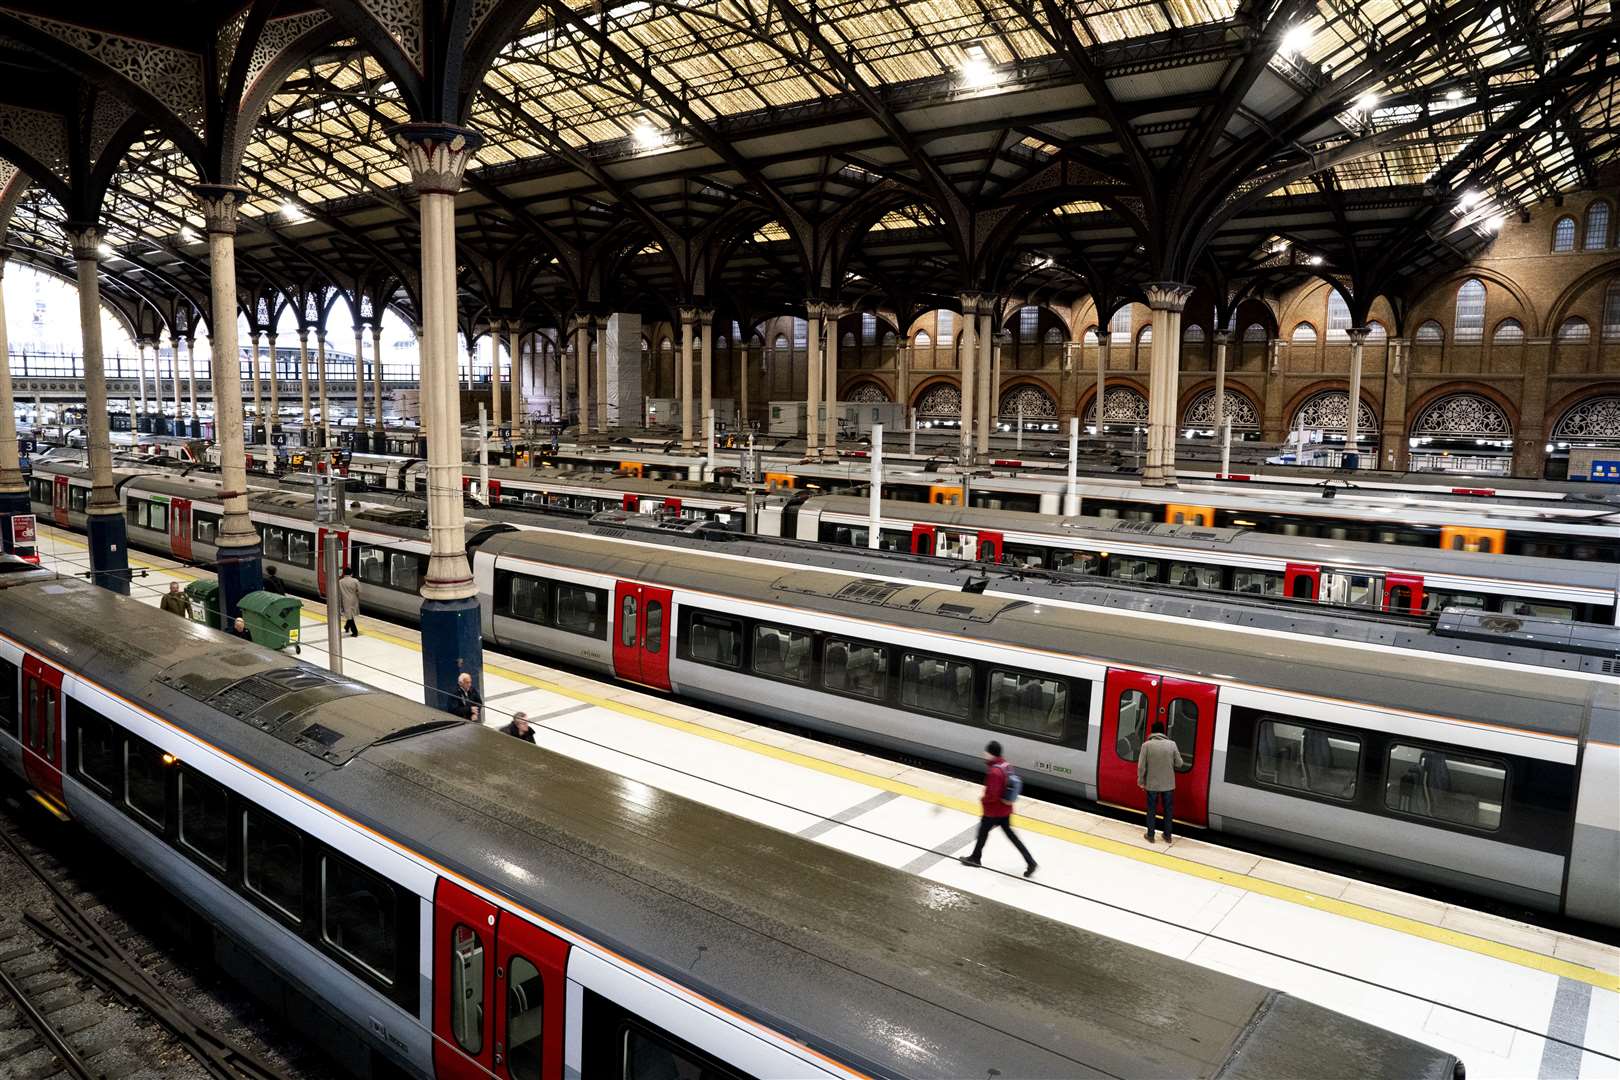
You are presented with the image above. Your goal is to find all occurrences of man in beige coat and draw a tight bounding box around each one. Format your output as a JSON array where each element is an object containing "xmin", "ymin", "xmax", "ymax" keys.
[
  {"xmin": 1137, "ymin": 721, "xmax": 1184, "ymax": 844},
  {"xmin": 337, "ymin": 567, "xmax": 361, "ymax": 637}
]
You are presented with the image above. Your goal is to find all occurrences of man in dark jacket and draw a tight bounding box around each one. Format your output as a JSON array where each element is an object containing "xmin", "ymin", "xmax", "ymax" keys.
[
  {"xmin": 228, "ymin": 615, "xmax": 254, "ymax": 641},
  {"xmin": 450, "ymin": 671, "xmax": 482, "ymax": 722},
  {"xmin": 261, "ymin": 565, "xmax": 287, "ymax": 594},
  {"xmin": 159, "ymin": 581, "xmax": 189, "ymax": 617},
  {"xmin": 959, "ymin": 740, "xmax": 1037, "ymax": 877},
  {"xmin": 500, "ymin": 712, "xmax": 536, "ymax": 743},
  {"xmin": 1138, "ymin": 721, "xmax": 1185, "ymax": 844}
]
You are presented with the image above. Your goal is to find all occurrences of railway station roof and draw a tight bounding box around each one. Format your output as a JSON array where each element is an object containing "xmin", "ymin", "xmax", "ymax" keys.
[{"xmin": 0, "ymin": 0, "xmax": 1614, "ymax": 332}]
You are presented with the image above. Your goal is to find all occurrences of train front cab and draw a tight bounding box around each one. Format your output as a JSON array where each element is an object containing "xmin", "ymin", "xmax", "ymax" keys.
[{"xmin": 1096, "ymin": 669, "xmax": 1217, "ymax": 827}]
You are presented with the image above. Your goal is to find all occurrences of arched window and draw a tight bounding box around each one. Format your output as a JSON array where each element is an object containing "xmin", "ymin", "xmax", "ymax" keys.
[
  {"xmin": 914, "ymin": 330, "xmax": 932, "ymax": 348},
  {"xmin": 791, "ymin": 317, "xmax": 808, "ymax": 348},
  {"xmin": 1415, "ymin": 320, "xmax": 1444, "ymax": 343},
  {"xmin": 881, "ymin": 330, "xmax": 896, "ymax": 347},
  {"xmin": 1558, "ymin": 317, "xmax": 1591, "ymax": 343},
  {"xmin": 1453, "ymin": 279, "xmax": 1486, "ymax": 342},
  {"xmin": 861, "ymin": 312, "xmax": 877, "ymax": 345},
  {"xmin": 1043, "ymin": 326, "xmax": 1064, "ymax": 345},
  {"xmin": 1242, "ymin": 323, "xmax": 1266, "ymax": 342},
  {"xmin": 1291, "ymin": 322, "xmax": 1317, "ymax": 344},
  {"xmin": 1137, "ymin": 325, "xmax": 1153, "ymax": 347},
  {"xmin": 1018, "ymin": 305, "xmax": 1039, "ymax": 342},
  {"xmin": 1110, "ymin": 305, "xmax": 1133, "ymax": 342},
  {"xmin": 1604, "ymin": 280, "xmax": 1620, "ymax": 342},
  {"xmin": 1585, "ymin": 203, "xmax": 1610, "ymax": 250},
  {"xmin": 1183, "ymin": 323, "xmax": 1206, "ymax": 343},
  {"xmin": 658, "ymin": 337, "xmax": 673, "ymax": 353},
  {"xmin": 640, "ymin": 337, "xmax": 650, "ymax": 352},
  {"xmin": 1492, "ymin": 319, "xmax": 1524, "ymax": 344},
  {"xmin": 1553, "ymin": 216, "xmax": 1577, "ymax": 252},
  {"xmin": 1326, "ymin": 292, "xmax": 1351, "ymax": 340},
  {"xmin": 772, "ymin": 334, "xmax": 787, "ymax": 351},
  {"xmin": 840, "ymin": 331, "xmax": 856, "ymax": 348},
  {"xmin": 1365, "ymin": 321, "xmax": 1387, "ymax": 341},
  {"xmin": 716, "ymin": 335, "xmax": 729, "ymax": 350},
  {"xmin": 936, "ymin": 310, "xmax": 955, "ymax": 346}
]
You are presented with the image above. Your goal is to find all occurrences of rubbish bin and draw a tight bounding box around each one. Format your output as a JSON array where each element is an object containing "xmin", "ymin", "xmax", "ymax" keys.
[
  {"xmin": 238, "ymin": 590, "xmax": 302, "ymax": 653},
  {"xmin": 184, "ymin": 579, "xmax": 221, "ymax": 629}
]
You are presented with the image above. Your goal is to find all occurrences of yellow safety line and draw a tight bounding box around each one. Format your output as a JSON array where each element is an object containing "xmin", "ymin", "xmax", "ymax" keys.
[{"xmin": 36, "ymin": 529, "xmax": 1620, "ymax": 992}]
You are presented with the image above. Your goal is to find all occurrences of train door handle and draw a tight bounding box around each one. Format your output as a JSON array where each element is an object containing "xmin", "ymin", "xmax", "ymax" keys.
[{"xmin": 494, "ymin": 1042, "xmax": 504, "ymax": 1066}]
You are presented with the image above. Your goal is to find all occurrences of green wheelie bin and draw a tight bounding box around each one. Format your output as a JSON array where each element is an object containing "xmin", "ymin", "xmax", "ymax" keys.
[
  {"xmin": 183, "ymin": 579, "xmax": 222, "ymax": 629},
  {"xmin": 238, "ymin": 590, "xmax": 303, "ymax": 653}
]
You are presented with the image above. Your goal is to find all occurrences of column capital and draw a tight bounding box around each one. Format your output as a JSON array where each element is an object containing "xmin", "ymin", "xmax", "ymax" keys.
[
  {"xmin": 805, "ymin": 299, "xmax": 827, "ymax": 319},
  {"xmin": 697, "ymin": 308, "xmax": 715, "ymax": 326},
  {"xmin": 1143, "ymin": 282, "xmax": 1195, "ymax": 312},
  {"xmin": 194, "ymin": 184, "xmax": 250, "ymax": 235},
  {"xmin": 1345, "ymin": 326, "xmax": 1370, "ymax": 344},
  {"xmin": 135, "ymin": 335, "xmax": 159, "ymax": 350},
  {"xmin": 1091, "ymin": 324, "xmax": 1109, "ymax": 344},
  {"xmin": 1212, "ymin": 330, "xmax": 1233, "ymax": 345},
  {"xmin": 65, "ymin": 222, "xmax": 102, "ymax": 262},
  {"xmin": 389, "ymin": 123, "xmax": 483, "ymax": 196},
  {"xmin": 297, "ymin": 325, "xmax": 310, "ymax": 342},
  {"xmin": 678, "ymin": 306, "xmax": 699, "ymax": 325},
  {"xmin": 958, "ymin": 292, "xmax": 981, "ymax": 315}
]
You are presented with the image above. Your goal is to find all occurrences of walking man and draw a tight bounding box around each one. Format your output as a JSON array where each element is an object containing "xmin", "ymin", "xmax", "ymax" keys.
[
  {"xmin": 159, "ymin": 581, "xmax": 189, "ymax": 617},
  {"xmin": 960, "ymin": 741, "xmax": 1037, "ymax": 878},
  {"xmin": 1138, "ymin": 721, "xmax": 1184, "ymax": 844},
  {"xmin": 500, "ymin": 712, "xmax": 536, "ymax": 743},
  {"xmin": 337, "ymin": 567, "xmax": 361, "ymax": 637},
  {"xmin": 261, "ymin": 565, "xmax": 287, "ymax": 594}
]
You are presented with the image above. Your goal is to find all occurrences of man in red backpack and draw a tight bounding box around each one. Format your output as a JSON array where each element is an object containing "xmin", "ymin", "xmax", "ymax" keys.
[{"xmin": 959, "ymin": 740, "xmax": 1037, "ymax": 878}]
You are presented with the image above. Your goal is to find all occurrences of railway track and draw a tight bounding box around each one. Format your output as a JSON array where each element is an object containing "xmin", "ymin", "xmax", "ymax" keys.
[{"xmin": 0, "ymin": 792, "xmax": 335, "ymax": 1080}]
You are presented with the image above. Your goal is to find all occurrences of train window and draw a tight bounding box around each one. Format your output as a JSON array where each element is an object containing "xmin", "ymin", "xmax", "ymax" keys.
[
  {"xmin": 620, "ymin": 593, "xmax": 638, "ymax": 647},
  {"xmin": 621, "ymin": 1022, "xmax": 748, "ymax": 1080},
  {"xmin": 823, "ymin": 639, "xmax": 888, "ymax": 700},
  {"xmin": 262, "ymin": 526, "xmax": 287, "ymax": 562},
  {"xmin": 1115, "ymin": 689, "xmax": 1149, "ymax": 761},
  {"xmin": 752, "ymin": 625, "xmax": 813, "ymax": 684},
  {"xmin": 193, "ymin": 512, "xmax": 220, "ymax": 545},
  {"xmin": 242, "ymin": 806, "xmax": 304, "ymax": 924},
  {"xmin": 1254, "ymin": 719, "xmax": 1360, "ymax": 800},
  {"xmin": 389, "ymin": 552, "xmax": 423, "ymax": 592},
  {"xmin": 71, "ymin": 701, "xmax": 118, "ymax": 794},
  {"xmin": 555, "ymin": 584, "xmax": 606, "ymax": 638},
  {"xmin": 1000, "ymin": 543, "xmax": 1047, "ymax": 569},
  {"xmin": 178, "ymin": 767, "xmax": 230, "ymax": 872},
  {"xmin": 1165, "ymin": 699, "xmax": 1198, "ymax": 772},
  {"xmin": 1167, "ymin": 563, "xmax": 1222, "ymax": 590},
  {"xmin": 1321, "ymin": 572, "xmax": 1378, "ymax": 607},
  {"xmin": 448, "ymin": 925, "xmax": 485, "ymax": 1054},
  {"xmin": 1107, "ymin": 556, "xmax": 1158, "ymax": 582},
  {"xmin": 1501, "ymin": 599, "xmax": 1575, "ymax": 621},
  {"xmin": 0, "ymin": 658, "xmax": 16, "ymax": 738},
  {"xmin": 1384, "ymin": 744, "xmax": 1506, "ymax": 831},
  {"xmin": 504, "ymin": 574, "xmax": 551, "ymax": 624},
  {"xmin": 1050, "ymin": 550, "xmax": 1101, "ymax": 574},
  {"xmin": 986, "ymin": 671, "xmax": 1066, "ymax": 740},
  {"xmin": 321, "ymin": 851, "xmax": 397, "ymax": 984},
  {"xmin": 1423, "ymin": 590, "xmax": 1487, "ymax": 613},
  {"xmin": 69, "ymin": 486, "xmax": 89, "ymax": 513},
  {"xmin": 124, "ymin": 738, "xmax": 169, "ymax": 829},
  {"xmin": 686, "ymin": 612, "xmax": 741, "ymax": 668},
  {"xmin": 354, "ymin": 545, "xmax": 388, "ymax": 586},
  {"xmin": 900, "ymin": 652, "xmax": 972, "ymax": 719},
  {"xmin": 1231, "ymin": 570, "xmax": 1282, "ymax": 597},
  {"xmin": 286, "ymin": 531, "xmax": 314, "ymax": 569},
  {"xmin": 506, "ymin": 955, "xmax": 544, "ymax": 1080},
  {"xmin": 643, "ymin": 600, "xmax": 663, "ymax": 653}
]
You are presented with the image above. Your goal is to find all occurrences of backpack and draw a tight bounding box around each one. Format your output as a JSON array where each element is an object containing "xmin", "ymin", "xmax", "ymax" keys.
[{"xmin": 1001, "ymin": 765, "xmax": 1023, "ymax": 803}]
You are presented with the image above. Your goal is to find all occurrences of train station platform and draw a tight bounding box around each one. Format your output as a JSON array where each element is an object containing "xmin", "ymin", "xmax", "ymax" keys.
[{"xmin": 29, "ymin": 522, "xmax": 1620, "ymax": 1080}]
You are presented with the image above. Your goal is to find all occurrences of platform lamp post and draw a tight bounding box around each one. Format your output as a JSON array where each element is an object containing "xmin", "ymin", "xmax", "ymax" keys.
[{"xmin": 315, "ymin": 449, "xmax": 345, "ymax": 675}]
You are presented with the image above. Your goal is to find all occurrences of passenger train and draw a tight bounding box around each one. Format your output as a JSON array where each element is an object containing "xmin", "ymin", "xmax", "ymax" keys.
[
  {"xmin": 2, "ymin": 562, "xmax": 1472, "ymax": 1079},
  {"xmin": 23, "ymin": 465, "xmax": 1620, "ymax": 927}
]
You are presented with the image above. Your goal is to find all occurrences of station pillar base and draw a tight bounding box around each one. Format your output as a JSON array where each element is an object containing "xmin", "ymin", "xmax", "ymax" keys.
[
  {"xmin": 216, "ymin": 540, "xmax": 264, "ymax": 626},
  {"xmin": 86, "ymin": 511, "xmax": 132, "ymax": 595},
  {"xmin": 421, "ymin": 595, "xmax": 484, "ymax": 716}
]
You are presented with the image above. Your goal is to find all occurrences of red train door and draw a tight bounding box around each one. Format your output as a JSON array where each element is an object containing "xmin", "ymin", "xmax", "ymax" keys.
[
  {"xmin": 315, "ymin": 527, "xmax": 349, "ymax": 595},
  {"xmin": 1284, "ymin": 562, "xmax": 1320, "ymax": 600},
  {"xmin": 488, "ymin": 480, "xmax": 503, "ymax": 504},
  {"xmin": 910, "ymin": 523, "xmax": 936, "ymax": 556},
  {"xmin": 51, "ymin": 474, "xmax": 69, "ymax": 526},
  {"xmin": 170, "ymin": 498, "xmax": 193, "ymax": 560},
  {"xmin": 1383, "ymin": 573, "xmax": 1424, "ymax": 615},
  {"xmin": 976, "ymin": 530, "xmax": 1004, "ymax": 563},
  {"xmin": 1096, "ymin": 669, "xmax": 1218, "ymax": 828},
  {"xmin": 663, "ymin": 497, "xmax": 682, "ymax": 517},
  {"xmin": 21, "ymin": 656, "xmax": 64, "ymax": 805},
  {"xmin": 611, "ymin": 582, "xmax": 673, "ymax": 691},
  {"xmin": 493, "ymin": 906, "xmax": 570, "ymax": 1080},
  {"xmin": 621, "ymin": 493, "xmax": 639, "ymax": 513}
]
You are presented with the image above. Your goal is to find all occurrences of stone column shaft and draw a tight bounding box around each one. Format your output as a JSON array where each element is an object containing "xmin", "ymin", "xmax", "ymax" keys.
[
  {"xmin": 372, "ymin": 324, "xmax": 385, "ymax": 436},
  {"xmin": 977, "ymin": 310, "xmax": 993, "ymax": 455},
  {"xmin": 509, "ymin": 325, "xmax": 522, "ymax": 433},
  {"xmin": 806, "ymin": 303, "xmax": 822, "ymax": 452},
  {"xmin": 594, "ymin": 316, "xmax": 609, "ymax": 431},
  {"xmin": 576, "ymin": 318, "xmax": 591, "ymax": 434},
  {"xmin": 186, "ymin": 337, "xmax": 197, "ymax": 420},
  {"xmin": 1345, "ymin": 326, "xmax": 1368, "ymax": 459},
  {"xmin": 170, "ymin": 335, "xmax": 182, "ymax": 426},
  {"xmin": 488, "ymin": 328, "xmax": 503, "ymax": 430},
  {"xmin": 69, "ymin": 226, "xmax": 129, "ymax": 592},
  {"xmin": 679, "ymin": 308, "xmax": 697, "ymax": 448},
  {"xmin": 738, "ymin": 338, "xmax": 749, "ymax": 426},
  {"xmin": 317, "ymin": 331, "xmax": 330, "ymax": 444},
  {"xmin": 822, "ymin": 308, "xmax": 838, "ymax": 452},
  {"xmin": 267, "ymin": 334, "xmax": 280, "ymax": 433},
  {"xmin": 298, "ymin": 328, "xmax": 312, "ymax": 430},
  {"xmin": 1212, "ymin": 331, "xmax": 1231, "ymax": 434},
  {"xmin": 1093, "ymin": 328, "xmax": 1108, "ymax": 434},
  {"xmin": 249, "ymin": 334, "xmax": 262, "ymax": 440},
  {"xmin": 0, "ymin": 253, "xmax": 28, "ymax": 553},
  {"xmin": 958, "ymin": 297, "xmax": 977, "ymax": 459},
  {"xmin": 1144, "ymin": 283, "xmax": 1194, "ymax": 486},
  {"xmin": 699, "ymin": 310, "xmax": 714, "ymax": 442},
  {"xmin": 135, "ymin": 341, "xmax": 148, "ymax": 419}
]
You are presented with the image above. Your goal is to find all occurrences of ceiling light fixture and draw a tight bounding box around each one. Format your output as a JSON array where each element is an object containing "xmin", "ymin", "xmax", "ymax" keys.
[
  {"xmin": 1308, "ymin": 254, "xmax": 1323, "ymax": 265},
  {"xmin": 1353, "ymin": 92, "xmax": 1378, "ymax": 115},
  {"xmin": 632, "ymin": 114, "xmax": 665, "ymax": 151},
  {"xmin": 1445, "ymin": 88, "xmax": 1464, "ymax": 102},
  {"xmin": 1456, "ymin": 188, "xmax": 1482, "ymax": 210},
  {"xmin": 959, "ymin": 41, "xmax": 999, "ymax": 90},
  {"xmin": 1279, "ymin": 24, "xmax": 1312, "ymax": 56}
]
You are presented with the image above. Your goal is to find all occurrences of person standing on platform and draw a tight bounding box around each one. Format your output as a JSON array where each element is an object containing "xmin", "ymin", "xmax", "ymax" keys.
[
  {"xmin": 1138, "ymin": 721, "xmax": 1184, "ymax": 844},
  {"xmin": 500, "ymin": 712, "xmax": 536, "ymax": 743},
  {"xmin": 229, "ymin": 615, "xmax": 254, "ymax": 641},
  {"xmin": 261, "ymin": 565, "xmax": 287, "ymax": 594},
  {"xmin": 451, "ymin": 671, "xmax": 482, "ymax": 722},
  {"xmin": 159, "ymin": 581, "xmax": 189, "ymax": 617},
  {"xmin": 337, "ymin": 566, "xmax": 361, "ymax": 637},
  {"xmin": 960, "ymin": 740, "xmax": 1037, "ymax": 878}
]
